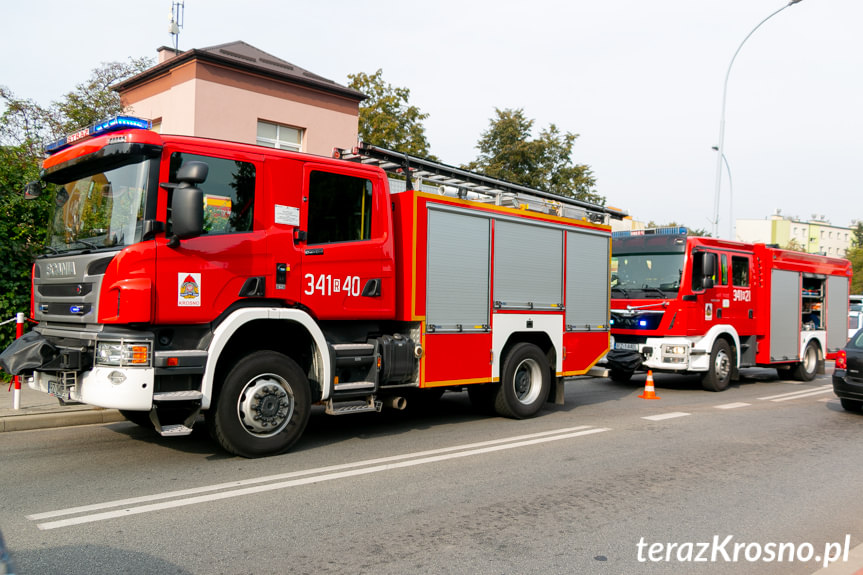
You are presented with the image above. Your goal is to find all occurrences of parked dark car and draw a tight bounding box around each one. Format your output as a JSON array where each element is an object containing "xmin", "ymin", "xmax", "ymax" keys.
[{"xmin": 833, "ymin": 328, "xmax": 863, "ymax": 412}]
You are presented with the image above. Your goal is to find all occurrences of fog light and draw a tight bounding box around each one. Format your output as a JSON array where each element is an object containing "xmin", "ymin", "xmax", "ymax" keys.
[{"xmin": 107, "ymin": 371, "xmax": 126, "ymax": 385}]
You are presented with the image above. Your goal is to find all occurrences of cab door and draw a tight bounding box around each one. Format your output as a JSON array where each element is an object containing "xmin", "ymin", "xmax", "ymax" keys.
[
  {"xmin": 297, "ymin": 163, "xmax": 395, "ymax": 320},
  {"xmin": 726, "ymin": 253, "xmax": 756, "ymax": 335},
  {"xmin": 154, "ymin": 147, "xmax": 267, "ymax": 324}
]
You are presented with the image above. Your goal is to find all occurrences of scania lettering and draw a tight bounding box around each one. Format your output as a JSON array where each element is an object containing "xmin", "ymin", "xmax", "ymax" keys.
[
  {"xmin": 605, "ymin": 228, "xmax": 851, "ymax": 391},
  {"xmin": 0, "ymin": 117, "xmax": 623, "ymax": 457}
]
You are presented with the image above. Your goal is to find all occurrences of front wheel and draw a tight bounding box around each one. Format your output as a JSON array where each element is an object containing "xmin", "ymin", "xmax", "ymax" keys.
[
  {"xmin": 609, "ymin": 369, "xmax": 633, "ymax": 383},
  {"xmin": 701, "ymin": 339, "xmax": 733, "ymax": 392},
  {"xmin": 207, "ymin": 351, "xmax": 311, "ymax": 458},
  {"xmin": 494, "ymin": 343, "xmax": 551, "ymax": 419},
  {"xmin": 791, "ymin": 341, "xmax": 819, "ymax": 382}
]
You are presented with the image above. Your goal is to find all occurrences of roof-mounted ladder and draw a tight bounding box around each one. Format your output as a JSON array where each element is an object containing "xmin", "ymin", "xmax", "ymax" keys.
[{"xmin": 334, "ymin": 142, "xmax": 627, "ymax": 223}]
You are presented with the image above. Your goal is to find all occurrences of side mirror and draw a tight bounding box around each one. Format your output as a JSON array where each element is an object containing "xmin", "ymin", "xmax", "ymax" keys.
[
  {"xmin": 171, "ymin": 186, "xmax": 204, "ymax": 241},
  {"xmin": 168, "ymin": 161, "xmax": 208, "ymax": 245},
  {"xmin": 24, "ymin": 181, "xmax": 43, "ymax": 199},
  {"xmin": 702, "ymin": 252, "xmax": 717, "ymax": 289},
  {"xmin": 176, "ymin": 161, "xmax": 208, "ymax": 184}
]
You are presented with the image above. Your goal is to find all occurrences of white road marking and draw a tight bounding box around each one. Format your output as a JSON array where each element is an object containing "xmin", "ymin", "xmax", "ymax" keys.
[
  {"xmin": 715, "ymin": 402, "xmax": 751, "ymax": 410},
  {"xmin": 758, "ymin": 384, "xmax": 832, "ymax": 402},
  {"xmin": 642, "ymin": 412, "xmax": 690, "ymax": 421},
  {"xmin": 30, "ymin": 425, "xmax": 610, "ymax": 530}
]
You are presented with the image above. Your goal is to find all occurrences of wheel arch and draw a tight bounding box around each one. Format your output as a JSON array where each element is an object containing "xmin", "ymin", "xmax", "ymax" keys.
[{"xmin": 201, "ymin": 308, "xmax": 330, "ymax": 410}]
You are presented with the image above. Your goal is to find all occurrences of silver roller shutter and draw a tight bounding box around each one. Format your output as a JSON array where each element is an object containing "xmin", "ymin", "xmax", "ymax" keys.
[
  {"xmin": 566, "ymin": 231, "xmax": 609, "ymax": 331},
  {"xmin": 493, "ymin": 220, "xmax": 563, "ymax": 310},
  {"xmin": 826, "ymin": 275, "xmax": 849, "ymax": 352},
  {"xmin": 426, "ymin": 209, "xmax": 490, "ymax": 331}
]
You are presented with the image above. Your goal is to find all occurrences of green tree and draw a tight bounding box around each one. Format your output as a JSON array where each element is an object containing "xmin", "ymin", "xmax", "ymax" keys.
[
  {"xmin": 0, "ymin": 57, "xmax": 151, "ymax": 357},
  {"xmin": 851, "ymin": 222, "xmax": 863, "ymax": 248},
  {"xmin": 347, "ymin": 69, "xmax": 433, "ymax": 157},
  {"xmin": 466, "ymin": 108, "xmax": 602, "ymax": 205},
  {"xmin": 848, "ymin": 247, "xmax": 863, "ymax": 294}
]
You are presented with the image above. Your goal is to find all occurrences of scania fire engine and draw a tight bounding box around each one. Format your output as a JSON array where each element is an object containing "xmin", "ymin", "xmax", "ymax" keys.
[
  {"xmin": 605, "ymin": 228, "xmax": 852, "ymax": 391},
  {"xmin": 0, "ymin": 116, "xmax": 623, "ymax": 457}
]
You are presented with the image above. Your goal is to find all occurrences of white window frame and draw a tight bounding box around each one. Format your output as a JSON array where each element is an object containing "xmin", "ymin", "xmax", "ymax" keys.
[{"xmin": 257, "ymin": 120, "xmax": 303, "ymax": 152}]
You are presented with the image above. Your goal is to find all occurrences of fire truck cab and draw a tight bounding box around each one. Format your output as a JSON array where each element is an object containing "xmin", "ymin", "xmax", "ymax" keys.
[{"xmin": 606, "ymin": 228, "xmax": 851, "ymax": 391}]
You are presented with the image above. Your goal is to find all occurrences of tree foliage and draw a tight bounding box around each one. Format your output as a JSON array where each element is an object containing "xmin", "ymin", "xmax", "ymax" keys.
[
  {"xmin": 466, "ymin": 108, "xmax": 602, "ymax": 205},
  {"xmin": 347, "ymin": 69, "xmax": 433, "ymax": 157},
  {"xmin": 0, "ymin": 57, "xmax": 151, "ymax": 356}
]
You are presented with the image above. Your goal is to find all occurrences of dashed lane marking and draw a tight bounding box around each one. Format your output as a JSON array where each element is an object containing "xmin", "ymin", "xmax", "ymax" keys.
[
  {"xmin": 715, "ymin": 402, "xmax": 751, "ymax": 410},
  {"xmin": 758, "ymin": 384, "xmax": 834, "ymax": 402},
  {"xmin": 642, "ymin": 412, "xmax": 690, "ymax": 421}
]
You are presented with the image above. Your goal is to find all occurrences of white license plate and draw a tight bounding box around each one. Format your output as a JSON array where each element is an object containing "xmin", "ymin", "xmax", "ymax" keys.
[
  {"xmin": 48, "ymin": 379, "xmax": 70, "ymax": 399},
  {"xmin": 615, "ymin": 342, "xmax": 639, "ymax": 351}
]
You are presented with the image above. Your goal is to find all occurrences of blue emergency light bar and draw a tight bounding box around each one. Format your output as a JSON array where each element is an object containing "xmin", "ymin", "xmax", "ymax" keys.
[
  {"xmin": 612, "ymin": 227, "xmax": 687, "ymax": 238},
  {"xmin": 45, "ymin": 116, "xmax": 151, "ymax": 154}
]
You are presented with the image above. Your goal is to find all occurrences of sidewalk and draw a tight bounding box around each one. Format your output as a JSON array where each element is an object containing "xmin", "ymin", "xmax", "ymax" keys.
[{"xmin": 0, "ymin": 382, "xmax": 124, "ymax": 432}]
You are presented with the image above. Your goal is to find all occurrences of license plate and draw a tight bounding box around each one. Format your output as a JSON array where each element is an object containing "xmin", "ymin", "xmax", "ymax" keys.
[
  {"xmin": 615, "ymin": 342, "xmax": 639, "ymax": 351},
  {"xmin": 48, "ymin": 379, "xmax": 70, "ymax": 399}
]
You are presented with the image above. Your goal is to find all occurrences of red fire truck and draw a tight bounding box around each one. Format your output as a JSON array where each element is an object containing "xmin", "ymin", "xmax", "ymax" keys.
[
  {"xmin": 0, "ymin": 116, "xmax": 622, "ymax": 457},
  {"xmin": 605, "ymin": 228, "xmax": 852, "ymax": 391}
]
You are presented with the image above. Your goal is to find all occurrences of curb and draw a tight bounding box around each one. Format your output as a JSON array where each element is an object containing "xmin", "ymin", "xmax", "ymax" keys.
[{"xmin": 0, "ymin": 409, "xmax": 125, "ymax": 433}]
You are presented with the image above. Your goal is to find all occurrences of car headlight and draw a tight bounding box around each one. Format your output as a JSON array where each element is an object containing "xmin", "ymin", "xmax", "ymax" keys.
[{"xmin": 95, "ymin": 341, "xmax": 151, "ymax": 367}]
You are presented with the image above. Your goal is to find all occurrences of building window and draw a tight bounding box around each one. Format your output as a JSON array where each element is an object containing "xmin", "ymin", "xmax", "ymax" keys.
[{"xmin": 257, "ymin": 121, "xmax": 302, "ymax": 151}]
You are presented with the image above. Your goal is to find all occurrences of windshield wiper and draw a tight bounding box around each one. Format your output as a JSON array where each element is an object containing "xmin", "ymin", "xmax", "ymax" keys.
[
  {"xmin": 41, "ymin": 245, "xmax": 59, "ymax": 254},
  {"xmin": 612, "ymin": 286, "xmax": 630, "ymax": 297},
  {"xmin": 71, "ymin": 239, "xmax": 101, "ymax": 250},
  {"xmin": 642, "ymin": 287, "xmax": 669, "ymax": 298}
]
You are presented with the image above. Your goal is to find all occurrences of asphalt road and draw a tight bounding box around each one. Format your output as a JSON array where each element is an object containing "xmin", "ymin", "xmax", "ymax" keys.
[{"xmin": 1, "ymin": 369, "xmax": 862, "ymax": 575}]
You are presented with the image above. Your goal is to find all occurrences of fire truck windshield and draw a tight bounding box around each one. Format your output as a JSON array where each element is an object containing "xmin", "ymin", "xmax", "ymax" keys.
[
  {"xmin": 611, "ymin": 253, "xmax": 684, "ymax": 298},
  {"xmin": 45, "ymin": 157, "xmax": 151, "ymax": 253}
]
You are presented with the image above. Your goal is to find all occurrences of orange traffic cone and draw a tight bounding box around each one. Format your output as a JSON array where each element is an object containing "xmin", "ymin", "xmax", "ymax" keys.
[{"xmin": 638, "ymin": 370, "xmax": 660, "ymax": 399}]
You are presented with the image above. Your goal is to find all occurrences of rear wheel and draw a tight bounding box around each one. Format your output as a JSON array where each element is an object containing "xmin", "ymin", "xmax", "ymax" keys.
[
  {"xmin": 208, "ymin": 351, "xmax": 311, "ymax": 458},
  {"xmin": 791, "ymin": 341, "xmax": 819, "ymax": 382},
  {"xmin": 840, "ymin": 398, "xmax": 863, "ymax": 412},
  {"xmin": 701, "ymin": 339, "xmax": 733, "ymax": 392},
  {"xmin": 494, "ymin": 343, "xmax": 551, "ymax": 419}
]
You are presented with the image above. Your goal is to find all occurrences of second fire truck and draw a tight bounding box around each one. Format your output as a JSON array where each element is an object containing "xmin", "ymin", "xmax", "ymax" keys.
[{"xmin": 605, "ymin": 228, "xmax": 852, "ymax": 390}]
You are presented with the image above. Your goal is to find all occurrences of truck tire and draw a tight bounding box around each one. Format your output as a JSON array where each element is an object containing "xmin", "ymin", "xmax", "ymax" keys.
[
  {"xmin": 609, "ymin": 369, "xmax": 633, "ymax": 383},
  {"xmin": 208, "ymin": 351, "xmax": 311, "ymax": 458},
  {"xmin": 791, "ymin": 341, "xmax": 819, "ymax": 382},
  {"xmin": 494, "ymin": 343, "xmax": 551, "ymax": 419},
  {"xmin": 701, "ymin": 339, "xmax": 733, "ymax": 392}
]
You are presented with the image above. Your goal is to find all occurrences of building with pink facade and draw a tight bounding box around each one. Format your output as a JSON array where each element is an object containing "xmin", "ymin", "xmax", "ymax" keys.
[{"xmin": 114, "ymin": 41, "xmax": 365, "ymax": 157}]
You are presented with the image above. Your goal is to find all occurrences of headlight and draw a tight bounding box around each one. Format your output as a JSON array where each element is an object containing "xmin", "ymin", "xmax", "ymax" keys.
[
  {"xmin": 95, "ymin": 341, "xmax": 151, "ymax": 367},
  {"xmin": 662, "ymin": 344, "xmax": 687, "ymax": 356}
]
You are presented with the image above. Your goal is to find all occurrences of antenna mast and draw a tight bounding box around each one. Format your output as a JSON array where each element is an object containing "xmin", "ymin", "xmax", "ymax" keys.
[{"xmin": 169, "ymin": 1, "xmax": 185, "ymax": 54}]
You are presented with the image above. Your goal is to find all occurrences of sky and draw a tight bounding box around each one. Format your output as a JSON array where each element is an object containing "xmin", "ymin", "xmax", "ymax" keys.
[{"xmin": 2, "ymin": 0, "xmax": 861, "ymax": 238}]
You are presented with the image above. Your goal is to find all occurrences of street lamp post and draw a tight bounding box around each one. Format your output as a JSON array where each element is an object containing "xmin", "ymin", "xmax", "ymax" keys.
[
  {"xmin": 712, "ymin": 146, "xmax": 734, "ymax": 239},
  {"xmin": 712, "ymin": 0, "xmax": 804, "ymax": 238}
]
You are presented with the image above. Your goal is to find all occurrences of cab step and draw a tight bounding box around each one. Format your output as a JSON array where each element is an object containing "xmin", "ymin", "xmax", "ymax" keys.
[
  {"xmin": 158, "ymin": 423, "xmax": 195, "ymax": 437},
  {"xmin": 325, "ymin": 396, "xmax": 381, "ymax": 415}
]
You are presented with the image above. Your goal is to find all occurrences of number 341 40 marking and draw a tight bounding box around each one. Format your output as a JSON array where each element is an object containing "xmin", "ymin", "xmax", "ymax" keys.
[
  {"xmin": 304, "ymin": 274, "xmax": 361, "ymax": 297},
  {"xmin": 733, "ymin": 289, "xmax": 751, "ymax": 302}
]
